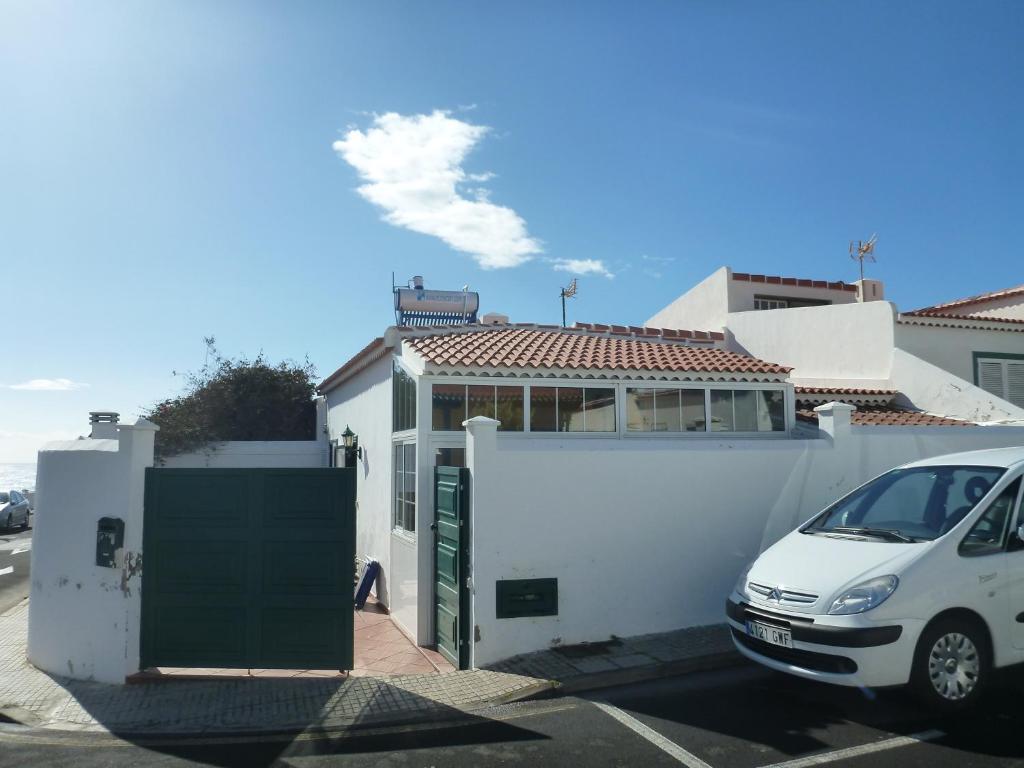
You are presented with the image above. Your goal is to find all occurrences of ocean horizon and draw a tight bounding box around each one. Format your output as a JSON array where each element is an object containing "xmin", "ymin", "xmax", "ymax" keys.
[{"xmin": 0, "ymin": 463, "xmax": 37, "ymax": 492}]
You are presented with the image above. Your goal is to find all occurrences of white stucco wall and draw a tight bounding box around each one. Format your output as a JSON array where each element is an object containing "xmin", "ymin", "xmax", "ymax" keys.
[
  {"xmin": 160, "ymin": 441, "xmax": 327, "ymax": 468},
  {"xmin": 646, "ymin": 267, "xmax": 731, "ymax": 331},
  {"xmin": 465, "ymin": 419, "xmax": 1024, "ymax": 667},
  {"xmin": 727, "ymin": 301, "xmax": 897, "ymax": 385},
  {"xmin": 895, "ymin": 322, "xmax": 1024, "ymax": 383},
  {"xmin": 28, "ymin": 421, "xmax": 156, "ymax": 684},
  {"xmin": 891, "ymin": 348, "xmax": 1024, "ymax": 423},
  {"xmin": 324, "ymin": 355, "xmax": 396, "ymax": 616}
]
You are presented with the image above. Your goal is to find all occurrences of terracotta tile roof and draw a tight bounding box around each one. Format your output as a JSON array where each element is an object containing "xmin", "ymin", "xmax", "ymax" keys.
[
  {"xmin": 794, "ymin": 386, "xmax": 896, "ymax": 397},
  {"xmin": 732, "ymin": 272, "xmax": 857, "ymax": 293},
  {"xmin": 406, "ymin": 327, "xmax": 791, "ymax": 378},
  {"xmin": 796, "ymin": 406, "xmax": 975, "ymax": 427},
  {"xmin": 901, "ymin": 311, "xmax": 1024, "ymax": 327},
  {"xmin": 910, "ymin": 284, "xmax": 1024, "ymax": 316},
  {"xmin": 574, "ymin": 322, "xmax": 725, "ymax": 342},
  {"xmin": 317, "ymin": 337, "xmax": 389, "ymax": 393}
]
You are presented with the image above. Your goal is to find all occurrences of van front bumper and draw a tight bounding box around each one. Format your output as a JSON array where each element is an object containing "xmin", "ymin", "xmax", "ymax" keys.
[{"xmin": 726, "ymin": 596, "xmax": 922, "ymax": 688}]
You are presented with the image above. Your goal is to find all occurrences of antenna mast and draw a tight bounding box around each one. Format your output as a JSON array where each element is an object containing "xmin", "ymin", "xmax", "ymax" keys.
[
  {"xmin": 849, "ymin": 234, "xmax": 878, "ymax": 284},
  {"xmin": 560, "ymin": 278, "xmax": 578, "ymax": 328}
]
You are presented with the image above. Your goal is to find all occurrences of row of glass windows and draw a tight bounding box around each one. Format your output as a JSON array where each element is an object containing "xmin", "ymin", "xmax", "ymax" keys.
[{"xmin": 429, "ymin": 384, "xmax": 786, "ymax": 433}]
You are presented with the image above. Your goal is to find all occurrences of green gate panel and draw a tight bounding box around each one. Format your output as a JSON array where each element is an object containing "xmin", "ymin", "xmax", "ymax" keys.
[
  {"xmin": 142, "ymin": 468, "xmax": 355, "ymax": 670},
  {"xmin": 434, "ymin": 466, "xmax": 470, "ymax": 669}
]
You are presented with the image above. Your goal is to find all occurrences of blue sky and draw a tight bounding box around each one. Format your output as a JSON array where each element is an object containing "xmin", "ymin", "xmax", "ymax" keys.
[{"xmin": 1, "ymin": 1, "xmax": 1021, "ymax": 461}]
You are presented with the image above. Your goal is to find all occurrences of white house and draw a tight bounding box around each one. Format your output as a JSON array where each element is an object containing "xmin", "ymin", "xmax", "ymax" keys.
[
  {"xmin": 648, "ymin": 267, "xmax": 1024, "ymax": 425},
  {"xmin": 318, "ymin": 317, "xmax": 1024, "ymax": 668}
]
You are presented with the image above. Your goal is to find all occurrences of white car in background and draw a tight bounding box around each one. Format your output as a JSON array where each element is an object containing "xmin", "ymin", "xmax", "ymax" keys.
[{"xmin": 727, "ymin": 447, "xmax": 1024, "ymax": 711}]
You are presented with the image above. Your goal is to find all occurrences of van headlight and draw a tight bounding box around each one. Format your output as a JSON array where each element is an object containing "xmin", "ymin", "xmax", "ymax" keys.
[{"xmin": 827, "ymin": 575, "xmax": 899, "ymax": 615}]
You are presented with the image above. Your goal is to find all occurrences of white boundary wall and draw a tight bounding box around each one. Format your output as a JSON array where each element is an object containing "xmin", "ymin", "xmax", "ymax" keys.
[
  {"xmin": 28, "ymin": 420, "xmax": 157, "ymax": 684},
  {"xmin": 160, "ymin": 441, "xmax": 327, "ymax": 468},
  {"xmin": 464, "ymin": 416, "xmax": 1024, "ymax": 667}
]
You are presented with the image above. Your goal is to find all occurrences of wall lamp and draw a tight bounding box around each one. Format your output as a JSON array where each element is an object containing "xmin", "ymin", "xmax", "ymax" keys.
[{"xmin": 341, "ymin": 425, "xmax": 362, "ymax": 465}]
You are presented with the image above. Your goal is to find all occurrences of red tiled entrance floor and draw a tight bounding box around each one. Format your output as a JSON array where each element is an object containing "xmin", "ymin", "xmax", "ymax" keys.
[{"xmin": 133, "ymin": 596, "xmax": 455, "ymax": 681}]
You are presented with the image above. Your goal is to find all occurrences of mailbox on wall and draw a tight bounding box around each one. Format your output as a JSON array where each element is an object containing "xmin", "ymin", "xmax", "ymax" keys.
[
  {"xmin": 96, "ymin": 517, "xmax": 124, "ymax": 568},
  {"xmin": 496, "ymin": 578, "xmax": 558, "ymax": 619}
]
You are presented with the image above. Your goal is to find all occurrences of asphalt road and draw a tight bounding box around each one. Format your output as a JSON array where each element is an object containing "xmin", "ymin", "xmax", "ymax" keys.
[
  {"xmin": 0, "ymin": 520, "xmax": 32, "ymax": 615},
  {"xmin": 3, "ymin": 662, "xmax": 1024, "ymax": 767}
]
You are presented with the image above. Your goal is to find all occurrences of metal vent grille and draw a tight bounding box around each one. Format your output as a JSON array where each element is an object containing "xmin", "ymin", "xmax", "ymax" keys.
[{"xmin": 748, "ymin": 582, "xmax": 819, "ymax": 605}]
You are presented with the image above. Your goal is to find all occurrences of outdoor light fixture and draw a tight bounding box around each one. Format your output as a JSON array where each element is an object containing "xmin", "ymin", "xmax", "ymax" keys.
[{"xmin": 341, "ymin": 425, "xmax": 362, "ymax": 465}]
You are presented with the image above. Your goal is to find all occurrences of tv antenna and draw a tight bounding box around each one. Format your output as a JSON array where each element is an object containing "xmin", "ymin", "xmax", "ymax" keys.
[
  {"xmin": 849, "ymin": 234, "xmax": 877, "ymax": 283},
  {"xmin": 560, "ymin": 278, "xmax": 577, "ymax": 328}
]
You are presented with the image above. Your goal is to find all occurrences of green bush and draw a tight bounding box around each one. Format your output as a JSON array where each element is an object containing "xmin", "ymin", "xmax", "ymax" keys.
[{"xmin": 145, "ymin": 338, "xmax": 318, "ymax": 461}]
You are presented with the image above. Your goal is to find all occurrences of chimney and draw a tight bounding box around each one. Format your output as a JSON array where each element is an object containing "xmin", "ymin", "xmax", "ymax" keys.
[
  {"xmin": 856, "ymin": 279, "xmax": 884, "ymax": 302},
  {"xmin": 481, "ymin": 312, "xmax": 509, "ymax": 325},
  {"xmin": 89, "ymin": 411, "xmax": 120, "ymax": 439}
]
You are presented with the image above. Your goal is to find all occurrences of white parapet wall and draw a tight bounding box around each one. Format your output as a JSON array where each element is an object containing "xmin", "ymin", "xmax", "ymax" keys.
[
  {"xmin": 463, "ymin": 415, "xmax": 1024, "ymax": 668},
  {"xmin": 28, "ymin": 419, "xmax": 157, "ymax": 684},
  {"xmin": 160, "ymin": 440, "xmax": 328, "ymax": 469}
]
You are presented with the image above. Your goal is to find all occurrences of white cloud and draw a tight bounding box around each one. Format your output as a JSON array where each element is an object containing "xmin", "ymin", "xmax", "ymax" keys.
[
  {"xmin": 333, "ymin": 110, "xmax": 542, "ymax": 270},
  {"xmin": 7, "ymin": 378, "xmax": 88, "ymax": 391},
  {"xmin": 551, "ymin": 258, "xmax": 614, "ymax": 279}
]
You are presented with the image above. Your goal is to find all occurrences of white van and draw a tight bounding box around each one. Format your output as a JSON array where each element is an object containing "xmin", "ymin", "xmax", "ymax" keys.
[{"xmin": 727, "ymin": 447, "xmax": 1024, "ymax": 711}]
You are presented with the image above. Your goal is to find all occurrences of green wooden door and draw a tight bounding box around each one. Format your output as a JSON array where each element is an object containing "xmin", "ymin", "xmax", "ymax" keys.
[
  {"xmin": 141, "ymin": 468, "xmax": 355, "ymax": 670},
  {"xmin": 433, "ymin": 466, "xmax": 470, "ymax": 669}
]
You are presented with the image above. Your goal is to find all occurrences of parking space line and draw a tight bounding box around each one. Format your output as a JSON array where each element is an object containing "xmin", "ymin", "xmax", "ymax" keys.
[
  {"xmin": 0, "ymin": 567, "xmax": 13, "ymax": 577},
  {"xmin": 592, "ymin": 701, "xmax": 714, "ymax": 768},
  {"xmin": 757, "ymin": 729, "xmax": 945, "ymax": 768}
]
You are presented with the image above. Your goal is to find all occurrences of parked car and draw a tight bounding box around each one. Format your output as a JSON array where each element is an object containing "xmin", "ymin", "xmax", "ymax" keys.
[
  {"xmin": 727, "ymin": 447, "xmax": 1024, "ymax": 711},
  {"xmin": 1, "ymin": 490, "xmax": 31, "ymax": 530}
]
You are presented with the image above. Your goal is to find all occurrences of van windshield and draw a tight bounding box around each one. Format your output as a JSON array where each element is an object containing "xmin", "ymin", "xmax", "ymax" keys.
[{"xmin": 803, "ymin": 465, "xmax": 1006, "ymax": 542}]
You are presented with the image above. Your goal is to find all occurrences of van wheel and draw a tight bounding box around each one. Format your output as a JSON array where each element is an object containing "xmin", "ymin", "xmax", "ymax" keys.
[{"xmin": 911, "ymin": 617, "xmax": 988, "ymax": 712}]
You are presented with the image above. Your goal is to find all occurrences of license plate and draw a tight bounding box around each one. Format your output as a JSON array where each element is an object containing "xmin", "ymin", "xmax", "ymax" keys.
[{"xmin": 746, "ymin": 620, "xmax": 792, "ymax": 648}]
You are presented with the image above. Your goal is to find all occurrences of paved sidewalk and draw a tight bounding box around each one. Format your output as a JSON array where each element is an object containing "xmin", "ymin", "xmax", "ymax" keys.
[
  {"xmin": 486, "ymin": 623, "xmax": 740, "ymax": 694},
  {"xmin": 0, "ymin": 598, "xmax": 738, "ymax": 736},
  {"xmin": 0, "ymin": 601, "xmax": 549, "ymax": 735}
]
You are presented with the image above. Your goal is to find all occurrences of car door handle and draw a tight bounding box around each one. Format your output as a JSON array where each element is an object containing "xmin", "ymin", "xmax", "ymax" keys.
[{"xmin": 979, "ymin": 572, "xmax": 997, "ymax": 583}]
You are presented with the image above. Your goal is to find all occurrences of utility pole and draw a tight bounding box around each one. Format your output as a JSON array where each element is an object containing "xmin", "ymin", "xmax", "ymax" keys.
[{"xmin": 560, "ymin": 279, "xmax": 577, "ymax": 327}]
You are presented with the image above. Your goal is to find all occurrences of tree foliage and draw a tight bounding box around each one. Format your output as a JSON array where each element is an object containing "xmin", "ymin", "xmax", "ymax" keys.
[{"xmin": 145, "ymin": 338, "xmax": 318, "ymax": 461}]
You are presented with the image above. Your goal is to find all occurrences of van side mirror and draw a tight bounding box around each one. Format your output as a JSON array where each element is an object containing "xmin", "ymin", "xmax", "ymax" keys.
[{"xmin": 1012, "ymin": 523, "xmax": 1024, "ymax": 552}]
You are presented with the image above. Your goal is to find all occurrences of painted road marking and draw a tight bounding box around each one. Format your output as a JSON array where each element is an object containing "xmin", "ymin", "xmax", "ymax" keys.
[
  {"xmin": 0, "ymin": 567, "xmax": 13, "ymax": 576},
  {"xmin": 758, "ymin": 729, "xmax": 945, "ymax": 768},
  {"xmin": 11, "ymin": 546, "xmax": 30, "ymax": 555},
  {"xmin": 593, "ymin": 700, "xmax": 714, "ymax": 768}
]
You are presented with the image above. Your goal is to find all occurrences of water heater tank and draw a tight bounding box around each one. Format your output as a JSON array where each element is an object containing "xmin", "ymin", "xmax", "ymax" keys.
[{"xmin": 395, "ymin": 288, "xmax": 480, "ymax": 325}]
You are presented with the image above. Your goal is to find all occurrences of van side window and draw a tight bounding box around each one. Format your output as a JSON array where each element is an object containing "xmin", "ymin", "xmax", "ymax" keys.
[{"xmin": 959, "ymin": 478, "xmax": 1021, "ymax": 557}]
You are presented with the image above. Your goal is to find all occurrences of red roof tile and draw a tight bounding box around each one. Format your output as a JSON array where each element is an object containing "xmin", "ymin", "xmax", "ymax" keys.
[
  {"xmin": 732, "ymin": 272, "xmax": 857, "ymax": 293},
  {"xmin": 317, "ymin": 337, "xmax": 388, "ymax": 393},
  {"xmin": 574, "ymin": 322, "xmax": 725, "ymax": 342},
  {"xmin": 910, "ymin": 284, "xmax": 1024, "ymax": 316},
  {"xmin": 796, "ymin": 406, "xmax": 974, "ymax": 427},
  {"xmin": 794, "ymin": 386, "xmax": 896, "ymax": 396},
  {"xmin": 901, "ymin": 311, "xmax": 1024, "ymax": 326},
  {"xmin": 406, "ymin": 327, "xmax": 790, "ymax": 377}
]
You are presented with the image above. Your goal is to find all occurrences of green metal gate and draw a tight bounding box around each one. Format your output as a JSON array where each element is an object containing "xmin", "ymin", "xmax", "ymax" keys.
[
  {"xmin": 433, "ymin": 466, "xmax": 470, "ymax": 669},
  {"xmin": 141, "ymin": 468, "xmax": 355, "ymax": 670}
]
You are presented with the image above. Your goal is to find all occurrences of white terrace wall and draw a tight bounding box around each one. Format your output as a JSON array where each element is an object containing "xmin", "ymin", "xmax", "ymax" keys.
[
  {"xmin": 895, "ymin": 321, "xmax": 1024, "ymax": 384},
  {"xmin": 160, "ymin": 441, "xmax": 328, "ymax": 468},
  {"xmin": 646, "ymin": 266, "xmax": 731, "ymax": 332},
  {"xmin": 726, "ymin": 301, "xmax": 897, "ymax": 387},
  {"xmin": 463, "ymin": 417, "xmax": 1024, "ymax": 667}
]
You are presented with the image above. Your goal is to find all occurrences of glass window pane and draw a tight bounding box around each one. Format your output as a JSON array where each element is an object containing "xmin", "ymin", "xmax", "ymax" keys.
[
  {"xmin": 734, "ymin": 390, "xmax": 758, "ymax": 431},
  {"xmin": 654, "ymin": 388, "xmax": 681, "ymax": 432},
  {"xmin": 530, "ymin": 387, "xmax": 558, "ymax": 432},
  {"xmin": 435, "ymin": 447, "xmax": 466, "ymax": 467},
  {"xmin": 756, "ymin": 390, "xmax": 786, "ymax": 432},
  {"xmin": 710, "ymin": 390, "xmax": 733, "ymax": 431},
  {"xmin": 681, "ymin": 389, "xmax": 706, "ymax": 431},
  {"xmin": 467, "ymin": 385, "xmax": 494, "ymax": 421},
  {"xmin": 584, "ymin": 388, "xmax": 616, "ymax": 432},
  {"xmin": 558, "ymin": 388, "xmax": 585, "ymax": 432},
  {"xmin": 496, "ymin": 386, "xmax": 524, "ymax": 431},
  {"xmin": 392, "ymin": 362, "xmax": 417, "ymax": 432},
  {"xmin": 432, "ymin": 384, "xmax": 465, "ymax": 431},
  {"xmin": 626, "ymin": 388, "xmax": 655, "ymax": 432}
]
